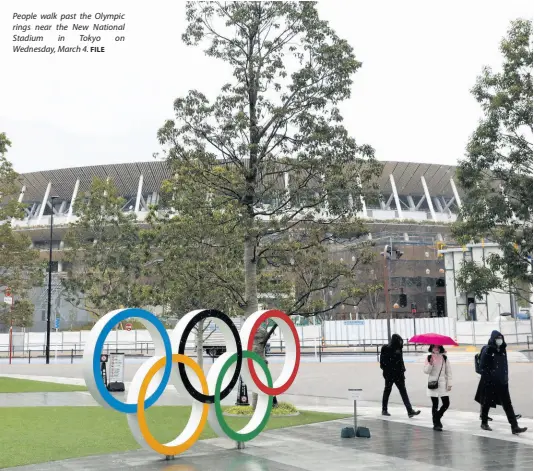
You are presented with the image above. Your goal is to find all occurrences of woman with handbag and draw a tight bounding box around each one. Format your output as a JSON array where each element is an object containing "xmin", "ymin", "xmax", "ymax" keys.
[{"xmin": 424, "ymin": 344, "xmax": 452, "ymax": 431}]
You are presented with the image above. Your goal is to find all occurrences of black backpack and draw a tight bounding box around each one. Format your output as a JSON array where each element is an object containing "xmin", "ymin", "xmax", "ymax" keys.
[{"xmin": 474, "ymin": 346, "xmax": 486, "ymax": 374}]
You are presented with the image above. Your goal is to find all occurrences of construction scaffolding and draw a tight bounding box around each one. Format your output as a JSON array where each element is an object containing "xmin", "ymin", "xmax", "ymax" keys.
[
  {"xmin": 36, "ymin": 273, "xmax": 64, "ymax": 318},
  {"xmin": 317, "ymin": 233, "xmax": 449, "ymax": 320}
]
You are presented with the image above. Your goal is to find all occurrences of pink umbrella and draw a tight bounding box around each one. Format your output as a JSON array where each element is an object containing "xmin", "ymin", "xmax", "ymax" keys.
[{"xmin": 409, "ymin": 333, "xmax": 458, "ymax": 346}]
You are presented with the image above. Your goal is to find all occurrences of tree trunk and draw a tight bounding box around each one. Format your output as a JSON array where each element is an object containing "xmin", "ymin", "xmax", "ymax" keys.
[
  {"xmin": 243, "ymin": 234, "xmax": 258, "ymax": 317},
  {"xmin": 250, "ymin": 331, "xmax": 268, "ymax": 410},
  {"xmin": 195, "ymin": 318, "xmax": 204, "ymax": 370},
  {"xmin": 244, "ymin": 8, "xmax": 262, "ymax": 411},
  {"xmin": 244, "ymin": 233, "xmax": 261, "ymax": 408}
]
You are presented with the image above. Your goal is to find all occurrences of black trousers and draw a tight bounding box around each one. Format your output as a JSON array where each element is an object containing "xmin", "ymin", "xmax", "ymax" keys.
[
  {"xmin": 382, "ymin": 376, "xmax": 412, "ymax": 412},
  {"xmin": 431, "ymin": 396, "xmax": 450, "ymax": 424},
  {"xmin": 480, "ymin": 383, "xmax": 518, "ymax": 428}
]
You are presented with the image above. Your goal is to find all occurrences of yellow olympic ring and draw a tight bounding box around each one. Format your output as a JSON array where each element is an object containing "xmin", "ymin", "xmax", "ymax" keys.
[{"xmin": 136, "ymin": 354, "xmax": 209, "ymax": 455}]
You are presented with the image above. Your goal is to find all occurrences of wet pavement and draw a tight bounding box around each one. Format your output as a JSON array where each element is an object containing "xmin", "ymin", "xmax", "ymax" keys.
[
  {"xmin": 2, "ymin": 355, "xmax": 533, "ymax": 417},
  {"xmin": 8, "ymin": 417, "xmax": 533, "ymax": 471},
  {"xmin": 2, "ymin": 370, "xmax": 532, "ymax": 470}
]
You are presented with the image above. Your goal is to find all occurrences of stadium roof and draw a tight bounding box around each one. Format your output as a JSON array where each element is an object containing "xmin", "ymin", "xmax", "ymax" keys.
[{"xmin": 17, "ymin": 160, "xmax": 461, "ymax": 203}]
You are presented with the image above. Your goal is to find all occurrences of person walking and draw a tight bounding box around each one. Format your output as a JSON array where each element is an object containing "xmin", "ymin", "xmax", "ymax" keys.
[
  {"xmin": 475, "ymin": 330, "xmax": 527, "ymax": 435},
  {"xmin": 475, "ymin": 344, "xmax": 521, "ymax": 423},
  {"xmin": 380, "ymin": 333, "xmax": 421, "ymax": 418},
  {"xmin": 424, "ymin": 345, "xmax": 452, "ymax": 431},
  {"xmin": 468, "ymin": 302, "xmax": 476, "ymax": 321}
]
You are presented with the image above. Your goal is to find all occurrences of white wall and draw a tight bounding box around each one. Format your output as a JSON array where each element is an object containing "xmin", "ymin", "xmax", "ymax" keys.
[
  {"xmin": 2, "ymin": 317, "xmax": 531, "ymax": 353},
  {"xmin": 319, "ymin": 317, "xmax": 455, "ymax": 346},
  {"xmin": 456, "ymin": 319, "xmax": 532, "ymax": 345}
]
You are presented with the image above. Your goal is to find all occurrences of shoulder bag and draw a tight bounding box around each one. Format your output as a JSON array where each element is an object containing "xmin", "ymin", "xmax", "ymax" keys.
[{"xmin": 428, "ymin": 357, "xmax": 444, "ymax": 390}]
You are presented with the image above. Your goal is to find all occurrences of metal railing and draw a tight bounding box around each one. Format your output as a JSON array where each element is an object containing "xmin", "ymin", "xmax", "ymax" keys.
[{"xmin": 0, "ymin": 337, "xmax": 428, "ymax": 364}]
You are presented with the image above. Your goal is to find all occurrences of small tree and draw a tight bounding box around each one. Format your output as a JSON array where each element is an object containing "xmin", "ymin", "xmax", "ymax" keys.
[
  {"xmin": 453, "ymin": 19, "xmax": 533, "ymax": 305},
  {"xmin": 157, "ymin": 3, "xmax": 380, "ymax": 407},
  {"xmin": 62, "ymin": 178, "xmax": 157, "ymax": 318},
  {"xmin": 145, "ymin": 184, "xmax": 244, "ymax": 368},
  {"xmin": 0, "ymin": 133, "xmax": 43, "ymax": 329},
  {"xmin": 158, "ymin": 3, "xmax": 379, "ymax": 315}
]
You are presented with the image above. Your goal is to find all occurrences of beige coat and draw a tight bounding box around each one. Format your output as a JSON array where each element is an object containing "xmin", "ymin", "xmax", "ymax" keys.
[{"xmin": 424, "ymin": 353, "xmax": 452, "ymax": 397}]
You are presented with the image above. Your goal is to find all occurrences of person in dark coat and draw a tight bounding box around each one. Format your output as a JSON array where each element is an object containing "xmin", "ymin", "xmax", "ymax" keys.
[
  {"xmin": 475, "ymin": 330, "xmax": 527, "ymax": 434},
  {"xmin": 380, "ymin": 333, "xmax": 421, "ymax": 417}
]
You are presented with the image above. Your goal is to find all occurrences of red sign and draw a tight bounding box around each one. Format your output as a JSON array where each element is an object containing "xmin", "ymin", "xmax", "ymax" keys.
[
  {"xmin": 125, "ymin": 323, "xmax": 133, "ymax": 331},
  {"xmin": 5, "ymin": 288, "xmax": 11, "ymax": 297}
]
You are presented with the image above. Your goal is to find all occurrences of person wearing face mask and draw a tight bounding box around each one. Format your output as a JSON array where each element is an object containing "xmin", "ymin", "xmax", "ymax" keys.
[
  {"xmin": 424, "ymin": 345, "xmax": 452, "ymax": 431},
  {"xmin": 380, "ymin": 333, "xmax": 421, "ymax": 418},
  {"xmin": 475, "ymin": 330, "xmax": 527, "ymax": 435}
]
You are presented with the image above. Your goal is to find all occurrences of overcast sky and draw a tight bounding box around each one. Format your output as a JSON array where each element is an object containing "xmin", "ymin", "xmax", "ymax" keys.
[{"xmin": 0, "ymin": 0, "xmax": 531, "ymax": 174}]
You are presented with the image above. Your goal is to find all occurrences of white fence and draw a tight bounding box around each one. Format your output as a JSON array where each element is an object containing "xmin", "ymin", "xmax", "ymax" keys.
[
  {"xmin": 0, "ymin": 317, "xmax": 531, "ymax": 353},
  {"xmin": 321, "ymin": 317, "xmax": 456, "ymax": 346},
  {"xmin": 0, "ymin": 329, "xmax": 198, "ymax": 354},
  {"xmin": 456, "ymin": 319, "xmax": 532, "ymax": 345}
]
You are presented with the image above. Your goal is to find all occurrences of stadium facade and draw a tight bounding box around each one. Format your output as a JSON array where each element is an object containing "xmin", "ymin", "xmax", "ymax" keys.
[{"xmin": 6, "ymin": 160, "xmax": 464, "ymax": 332}]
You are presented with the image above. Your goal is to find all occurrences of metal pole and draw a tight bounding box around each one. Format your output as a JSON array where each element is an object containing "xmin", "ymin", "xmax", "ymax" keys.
[
  {"xmin": 472, "ymin": 314, "xmax": 476, "ymax": 346},
  {"xmin": 384, "ymin": 252, "xmax": 391, "ymax": 341},
  {"xmin": 8, "ymin": 292, "xmax": 13, "ymax": 365},
  {"xmin": 515, "ymin": 311, "xmax": 519, "ymax": 345},
  {"xmin": 354, "ymin": 399, "xmax": 358, "ymax": 432},
  {"xmin": 46, "ymin": 209, "xmax": 54, "ymax": 364},
  {"xmin": 54, "ymin": 327, "xmax": 58, "ymax": 363}
]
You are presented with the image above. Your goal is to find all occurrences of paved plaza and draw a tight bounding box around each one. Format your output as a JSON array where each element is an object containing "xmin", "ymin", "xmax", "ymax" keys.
[
  {"xmin": 8, "ymin": 416, "xmax": 533, "ymax": 471},
  {"xmin": 2, "ymin": 355, "xmax": 532, "ymax": 416},
  {"xmin": 1, "ymin": 357, "xmax": 532, "ymax": 470}
]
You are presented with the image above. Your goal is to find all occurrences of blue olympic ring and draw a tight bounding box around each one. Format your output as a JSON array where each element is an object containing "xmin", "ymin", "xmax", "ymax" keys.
[{"xmin": 92, "ymin": 308, "xmax": 172, "ymax": 414}]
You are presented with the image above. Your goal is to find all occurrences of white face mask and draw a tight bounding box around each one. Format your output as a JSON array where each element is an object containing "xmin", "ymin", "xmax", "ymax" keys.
[
  {"xmin": 496, "ymin": 339, "xmax": 503, "ymax": 346},
  {"xmin": 432, "ymin": 348, "xmax": 440, "ymax": 354}
]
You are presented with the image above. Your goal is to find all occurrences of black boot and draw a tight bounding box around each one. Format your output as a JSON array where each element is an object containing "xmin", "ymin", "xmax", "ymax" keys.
[
  {"xmin": 480, "ymin": 415, "xmax": 493, "ymax": 421},
  {"xmin": 512, "ymin": 426, "xmax": 527, "ymax": 435},
  {"xmin": 408, "ymin": 409, "xmax": 421, "ymax": 418},
  {"xmin": 437, "ymin": 413, "xmax": 444, "ymax": 430},
  {"xmin": 432, "ymin": 411, "xmax": 442, "ymax": 431},
  {"xmin": 382, "ymin": 410, "xmax": 391, "ymax": 416},
  {"xmin": 481, "ymin": 422, "xmax": 492, "ymax": 431}
]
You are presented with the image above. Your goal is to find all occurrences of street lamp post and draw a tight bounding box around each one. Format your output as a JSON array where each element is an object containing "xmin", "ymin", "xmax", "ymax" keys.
[{"xmin": 45, "ymin": 195, "xmax": 59, "ymax": 365}]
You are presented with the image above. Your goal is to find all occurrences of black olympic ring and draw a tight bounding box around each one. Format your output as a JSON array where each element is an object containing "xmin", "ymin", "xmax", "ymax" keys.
[{"xmin": 177, "ymin": 309, "xmax": 242, "ymax": 404}]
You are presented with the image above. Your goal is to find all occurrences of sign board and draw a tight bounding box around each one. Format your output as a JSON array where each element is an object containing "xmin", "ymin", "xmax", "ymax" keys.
[
  {"xmin": 125, "ymin": 323, "xmax": 133, "ymax": 331},
  {"xmin": 4, "ymin": 296, "xmax": 13, "ymax": 305},
  {"xmin": 348, "ymin": 388, "xmax": 363, "ymax": 401},
  {"xmin": 54, "ymin": 317, "xmax": 60, "ymax": 329},
  {"xmin": 344, "ymin": 320, "xmax": 364, "ymax": 326},
  {"xmin": 107, "ymin": 353, "xmax": 125, "ymax": 392},
  {"xmin": 5, "ymin": 288, "xmax": 11, "ymax": 297}
]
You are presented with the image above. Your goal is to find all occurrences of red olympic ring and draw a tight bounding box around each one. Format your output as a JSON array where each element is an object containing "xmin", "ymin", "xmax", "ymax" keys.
[{"xmin": 246, "ymin": 310, "xmax": 300, "ymax": 395}]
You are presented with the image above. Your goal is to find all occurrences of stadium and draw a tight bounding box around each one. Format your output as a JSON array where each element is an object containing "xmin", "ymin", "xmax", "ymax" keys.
[{"xmin": 6, "ymin": 160, "xmax": 463, "ymax": 332}]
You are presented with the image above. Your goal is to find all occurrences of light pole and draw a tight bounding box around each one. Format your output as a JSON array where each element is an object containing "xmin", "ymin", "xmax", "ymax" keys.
[{"xmin": 45, "ymin": 195, "xmax": 59, "ymax": 365}]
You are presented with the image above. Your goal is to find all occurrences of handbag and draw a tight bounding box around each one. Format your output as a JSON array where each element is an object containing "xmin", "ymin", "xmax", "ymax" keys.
[{"xmin": 428, "ymin": 357, "xmax": 444, "ymax": 390}]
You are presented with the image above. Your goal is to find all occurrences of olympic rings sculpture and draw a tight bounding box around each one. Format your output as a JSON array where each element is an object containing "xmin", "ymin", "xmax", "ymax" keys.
[{"xmin": 82, "ymin": 307, "xmax": 300, "ymax": 456}]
